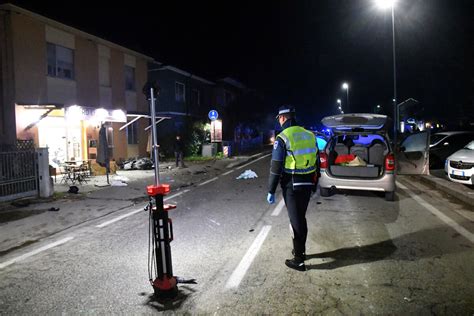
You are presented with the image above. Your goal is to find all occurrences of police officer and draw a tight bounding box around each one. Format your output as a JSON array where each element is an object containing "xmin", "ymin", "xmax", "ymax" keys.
[{"xmin": 267, "ymin": 105, "xmax": 319, "ymax": 271}]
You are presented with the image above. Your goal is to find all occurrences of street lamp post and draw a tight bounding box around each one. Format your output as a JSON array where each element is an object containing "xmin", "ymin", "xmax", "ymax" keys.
[
  {"xmin": 342, "ymin": 82, "xmax": 349, "ymax": 113},
  {"xmin": 375, "ymin": 0, "xmax": 398, "ymax": 145}
]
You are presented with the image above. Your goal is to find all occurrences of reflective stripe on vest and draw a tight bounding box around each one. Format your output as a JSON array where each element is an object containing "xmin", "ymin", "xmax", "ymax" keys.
[
  {"xmin": 284, "ymin": 166, "xmax": 316, "ymax": 174},
  {"xmin": 287, "ymin": 147, "xmax": 318, "ymax": 156},
  {"xmin": 278, "ymin": 132, "xmax": 291, "ymax": 150},
  {"xmin": 278, "ymin": 126, "xmax": 317, "ymax": 175}
]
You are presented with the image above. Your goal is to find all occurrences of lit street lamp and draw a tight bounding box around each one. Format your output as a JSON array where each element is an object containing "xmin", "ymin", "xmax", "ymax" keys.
[
  {"xmin": 375, "ymin": 0, "xmax": 398, "ymax": 144},
  {"xmin": 375, "ymin": 104, "xmax": 382, "ymax": 113},
  {"xmin": 342, "ymin": 82, "xmax": 349, "ymax": 113}
]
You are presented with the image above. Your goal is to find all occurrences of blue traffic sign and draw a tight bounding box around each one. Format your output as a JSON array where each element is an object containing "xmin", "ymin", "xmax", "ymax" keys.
[{"xmin": 208, "ymin": 110, "xmax": 219, "ymax": 121}]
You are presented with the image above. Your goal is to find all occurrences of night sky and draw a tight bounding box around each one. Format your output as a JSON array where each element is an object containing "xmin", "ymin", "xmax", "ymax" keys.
[{"xmin": 4, "ymin": 0, "xmax": 474, "ymax": 126}]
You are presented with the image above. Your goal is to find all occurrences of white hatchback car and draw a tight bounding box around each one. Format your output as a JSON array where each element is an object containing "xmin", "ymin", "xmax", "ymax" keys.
[{"xmin": 444, "ymin": 140, "xmax": 474, "ymax": 185}]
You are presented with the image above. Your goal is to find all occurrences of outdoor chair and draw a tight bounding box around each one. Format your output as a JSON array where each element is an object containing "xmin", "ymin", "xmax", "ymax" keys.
[{"xmin": 59, "ymin": 164, "xmax": 76, "ymax": 185}]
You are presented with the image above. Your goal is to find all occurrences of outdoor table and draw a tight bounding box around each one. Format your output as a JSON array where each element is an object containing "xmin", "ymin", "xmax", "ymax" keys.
[{"xmin": 62, "ymin": 161, "xmax": 89, "ymax": 185}]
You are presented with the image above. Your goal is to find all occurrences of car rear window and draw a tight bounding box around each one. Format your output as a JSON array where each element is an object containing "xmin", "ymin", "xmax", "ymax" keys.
[
  {"xmin": 351, "ymin": 134, "xmax": 384, "ymax": 146},
  {"xmin": 330, "ymin": 134, "xmax": 385, "ymax": 146}
]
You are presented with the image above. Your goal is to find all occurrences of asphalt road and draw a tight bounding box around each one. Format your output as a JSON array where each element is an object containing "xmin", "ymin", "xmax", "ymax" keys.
[{"xmin": 1, "ymin": 155, "xmax": 473, "ymax": 314}]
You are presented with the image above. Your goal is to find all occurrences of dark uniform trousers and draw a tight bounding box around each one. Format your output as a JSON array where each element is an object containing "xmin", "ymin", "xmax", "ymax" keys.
[{"xmin": 281, "ymin": 180, "xmax": 312, "ymax": 257}]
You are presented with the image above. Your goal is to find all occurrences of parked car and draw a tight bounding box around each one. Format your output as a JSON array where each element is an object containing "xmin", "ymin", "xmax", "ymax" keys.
[
  {"xmin": 319, "ymin": 113, "xmax": 429, "ymax": 201},
  {"xmin": 444, "ymin": 140, "xmax": 474, "ymax": 185},
  {"xmin": 429, "ymin": 131, "xmax": 474, "ymax": 169}
]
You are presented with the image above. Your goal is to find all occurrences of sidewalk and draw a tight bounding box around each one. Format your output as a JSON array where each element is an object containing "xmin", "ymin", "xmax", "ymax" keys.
[
  {"xmin": 408, "ymin": 169, "xmax": 474, "ymax": 208},
  {"xmin": 0, "ymin": 151, "xmax": 271, "ymax": 257}
]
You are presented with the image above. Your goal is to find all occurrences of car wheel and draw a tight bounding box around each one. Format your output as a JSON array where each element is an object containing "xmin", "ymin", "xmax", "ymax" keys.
[
  {"xmin": 320, "ymin": 187, "xmax": 331, "ymax": 197},
  {"xmin": 385, "ymin": 191, "xmax": 395, "ymax": 201}
]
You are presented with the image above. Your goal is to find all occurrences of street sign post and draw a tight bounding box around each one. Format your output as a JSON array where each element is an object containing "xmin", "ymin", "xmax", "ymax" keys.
[
  {"xmin": 210, "ymin": 119, "xmax": 222, "ymax": 143},
  {"xmin": 208, "ymin": 110, "xmax": 218, "ymax": 121}
]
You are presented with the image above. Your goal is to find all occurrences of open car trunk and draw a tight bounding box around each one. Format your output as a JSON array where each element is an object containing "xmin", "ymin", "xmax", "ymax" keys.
[
  {"xmin": 325, "ymin": 135, "xmax": 390, "ymax": 179},
  {"xmin": 329, "ymin": 165, "xmax": 382, "ymax": 178},
  {"xmin": 322, "ymin": 114, "xmax": 391, "ymax": 179}
]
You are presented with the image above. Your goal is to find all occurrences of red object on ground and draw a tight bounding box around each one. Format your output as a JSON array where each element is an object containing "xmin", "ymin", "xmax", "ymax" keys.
[
  {"xmin": 147, "ymin": 184, "xmax": 170, "ymax": 196},
  {"xmin": 152, "ymin": 276, "xmax": 177, "ymax": 290},
  {"xmin": 335, "ymin": 154, "xmax": 355, "ymax": 164},
  {"xmin": 163, "ymin": 204, "xmax": 177, "ymax": 211}
]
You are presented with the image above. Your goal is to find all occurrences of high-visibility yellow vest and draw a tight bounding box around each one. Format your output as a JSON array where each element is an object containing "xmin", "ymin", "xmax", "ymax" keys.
[{"xmin": 277, "ymin": 126, "xmax": 318, "ymax": 174}]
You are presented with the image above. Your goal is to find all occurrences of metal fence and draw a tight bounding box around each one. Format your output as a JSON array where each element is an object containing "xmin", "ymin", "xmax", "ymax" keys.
[{"xmin": 0, "ymin": 140, "xmax": 38, "ymax": 201}]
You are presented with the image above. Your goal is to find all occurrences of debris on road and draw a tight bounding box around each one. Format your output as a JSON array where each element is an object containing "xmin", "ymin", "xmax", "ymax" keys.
[
  {"xmin": 236, "ymin": 169, "xmax": 258, "ymax": 179},
  {"xmin": 122, "ymin": 157, "xmax": 154, "ymax": 170},
  {"xmin": 113, "ymin": 175, "xmax": 130, "ymax": 183},
  {"xmin": 111, "ymin": 181, "xmax": 127, "ymax": 186},
  {"xmin": 68, "ymin": 186, "xmax": 79, "ymax": 194},
  {"xmin": 110, "ymin": 175, "xmax": 129, "ymax": 186}
]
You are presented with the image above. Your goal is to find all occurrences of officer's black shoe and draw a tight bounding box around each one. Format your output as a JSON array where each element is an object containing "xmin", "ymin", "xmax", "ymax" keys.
[
  {"xmin": 292, "ymin": 249, "xmax": 306, "ymax": 261},
  {"xmin": 285, "ymin": 257, "xmax": 306, "ymax": 271}
]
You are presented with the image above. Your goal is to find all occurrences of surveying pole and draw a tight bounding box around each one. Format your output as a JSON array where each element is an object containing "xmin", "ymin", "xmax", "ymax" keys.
[{"xmin": 145, "ymin": 84, "xmax": 178, "ymax": 298}]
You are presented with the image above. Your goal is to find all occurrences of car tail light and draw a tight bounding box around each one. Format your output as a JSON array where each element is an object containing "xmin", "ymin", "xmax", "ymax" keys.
[
  {"xmin": 320, "ymin": 152, "xmax": 328, "ymax": 169},
  {"xmin": 385, "ymin": 153, "xmax": 395, "ymax": 171}
]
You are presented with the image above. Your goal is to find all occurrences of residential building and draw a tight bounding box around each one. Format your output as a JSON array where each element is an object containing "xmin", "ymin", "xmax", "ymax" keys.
[
  {"xmin": 214, "ymin": 77, "xmax": 246, "ymax": 111},
  {"xmin": 213, "ymin": 77, "xmax": 267, "ymax": 143},
  {"xmin": 148, "ymin": 64, "xmax": 215, "ymax": 154},
  {"xmin": 0, "ymin": 4, "xmax": 153, "ymax": 165}
]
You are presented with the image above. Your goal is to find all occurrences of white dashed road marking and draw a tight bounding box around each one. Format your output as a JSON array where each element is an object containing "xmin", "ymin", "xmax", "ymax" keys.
[
  {"xmin": 0, "ymin": 237, "xmax": 74, "ymax": 269},
  {"xmin": 271, "ymin": 198, "xmax": 285, "ymax": 216},
  {"xmin": 236, "ymin": 154, "xmax": 272, "ymax": 170},
  {"xmin": 96, "ymin": 209, "xmax": 143, "ymax": 228},
  {"xmin": 222, "ymin": 169, "xmax": 235, "ymax": 176},
  {"xmin": 198, "ymin": 177, "xmax": 219, "ymax": 186},
  {"xmin": 226, "ymin": 225, "xmax": 272, "ymax": 289}
]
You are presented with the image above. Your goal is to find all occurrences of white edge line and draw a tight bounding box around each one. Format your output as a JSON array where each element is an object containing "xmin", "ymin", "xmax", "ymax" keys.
[
  {"xmin": 397, "ymin": 181, "xmax": 474, "ymax": 244},
  {"xmin": 222, "ymin": 169, "xmax": 235, "ymax": 176},
  {"xmin": 271, "ymin": 199, "xmax": 285, "ymax": 216},
  {"xmin": 96, "ymin": 189, "xmax": 190, "ymax": 228},
  {"xmin": 225, "ymin": 225, "xmax": 272, "ymax": 289},
  {"xmin": 198, "ymin": 177, "xmax": 219, "ymax": 186},
  {"xmin": 96, "ymin": 209, "xmax": 143, "ymax": 228},
  {"xmin": 164, "ymin": 189, "xmax": 190, "ymax": 201},
  {"xmin": 0, "ymin": 237, "xmax": 74, "ymax": 269},
  {"xmin": 236, "ymin": 154, "xmax": 271, "ymax": 170}
]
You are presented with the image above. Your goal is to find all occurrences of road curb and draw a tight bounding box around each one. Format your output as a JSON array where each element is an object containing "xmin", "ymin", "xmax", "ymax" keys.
[{"xmin": 413, "ymin": 174, "xmax": 474, "ymax": 207}]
